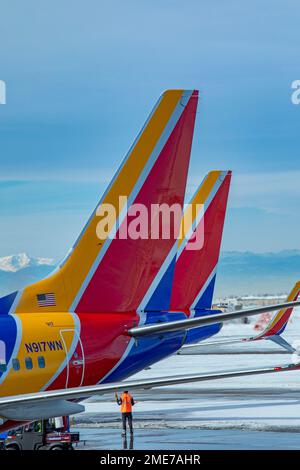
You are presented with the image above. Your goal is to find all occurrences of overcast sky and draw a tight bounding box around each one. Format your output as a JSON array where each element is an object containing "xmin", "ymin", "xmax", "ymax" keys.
[{"xmin": 0, "ymin": 1, "xmax": 299, "ymax": 259}]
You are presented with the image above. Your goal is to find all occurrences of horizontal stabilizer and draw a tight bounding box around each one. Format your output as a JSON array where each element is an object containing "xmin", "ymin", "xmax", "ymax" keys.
[{"xmin": 128, "ymin": 301, "xmax": 300, "ymax": 337}]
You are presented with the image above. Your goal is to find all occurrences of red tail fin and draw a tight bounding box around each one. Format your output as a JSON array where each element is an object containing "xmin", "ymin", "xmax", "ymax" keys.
[{"xmin": 170, "ymin": 170, "xmax": 231, "ymax": 312}]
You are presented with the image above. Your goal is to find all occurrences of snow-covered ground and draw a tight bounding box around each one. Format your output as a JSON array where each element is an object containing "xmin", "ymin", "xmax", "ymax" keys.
[{"xmin": 73, "ymin": 308, "xmax": 300, "ymax": 449}]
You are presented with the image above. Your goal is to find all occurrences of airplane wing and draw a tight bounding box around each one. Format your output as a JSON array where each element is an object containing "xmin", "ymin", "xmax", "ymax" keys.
[
  {"xmin": 1, "ymin": 302, "xmax": 299, "ymax": 422},
  {"xmin": 128, "ymin": 301, "xmax": 300, "ymax": 337},
  {"xmin": 0, "ymin": 360, "xmax": 300, "ymax": 421},
  {"xmin": 179, "ymin": 335, "xmax": 295, "ymax": 354}
]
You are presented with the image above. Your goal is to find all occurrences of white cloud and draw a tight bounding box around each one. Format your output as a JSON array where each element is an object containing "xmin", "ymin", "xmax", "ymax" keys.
[{"xmin": 230, "ymin": 171, "xmax": 300, "ymax": 197}]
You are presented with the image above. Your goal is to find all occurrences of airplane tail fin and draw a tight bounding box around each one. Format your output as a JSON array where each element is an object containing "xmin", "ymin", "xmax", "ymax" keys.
[
  {"xmin": 255, "ymin": 281, "xmax": 300, "ymax": 339},
  {"xmin": 13, "ymin": 90, "xmax": 199, "ymax": 314},
  {"xmin": 170, "ymin": 170, "xmax": 231, "ymax": 312}
]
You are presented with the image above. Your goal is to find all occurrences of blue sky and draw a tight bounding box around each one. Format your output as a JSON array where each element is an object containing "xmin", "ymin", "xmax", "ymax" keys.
[{"xmin": 0, "ymin": 1, "xmax": 299, "ymax": 260}]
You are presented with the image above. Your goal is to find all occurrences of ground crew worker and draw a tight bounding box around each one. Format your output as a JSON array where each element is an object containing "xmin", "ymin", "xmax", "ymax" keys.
[{"xmin": 115, "ymin": 391, "xmax": 135, "ymax": 435}]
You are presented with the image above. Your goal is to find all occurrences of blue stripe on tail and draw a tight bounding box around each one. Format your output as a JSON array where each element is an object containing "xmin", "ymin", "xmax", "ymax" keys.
[
  {"xmin": 0, "ymin": 291, "xmax": 18, "ymax": 315},
  {"xmin": 145, "ymin": 254, "xmax": 177, "ymax": 311},
  {"xmin": 194, "ymin": 274, "xmax": 217, "ymax": 309}
]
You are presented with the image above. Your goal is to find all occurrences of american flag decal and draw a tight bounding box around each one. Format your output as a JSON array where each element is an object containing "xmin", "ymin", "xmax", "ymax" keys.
[{"xmin": 37, "ymin": 293, "xmax": 56, "ymax": 307}]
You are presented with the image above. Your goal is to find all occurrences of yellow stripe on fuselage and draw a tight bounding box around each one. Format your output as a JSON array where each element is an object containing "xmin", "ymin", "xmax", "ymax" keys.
[{"xmin": 0, "ymin": 312, "xmax": 76, "ymax": 396}]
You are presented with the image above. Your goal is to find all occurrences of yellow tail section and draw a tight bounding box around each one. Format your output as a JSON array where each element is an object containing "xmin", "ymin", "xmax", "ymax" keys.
[{"xmin": 14, "ymin": 90, "xmax": 194, "ymax": 314}]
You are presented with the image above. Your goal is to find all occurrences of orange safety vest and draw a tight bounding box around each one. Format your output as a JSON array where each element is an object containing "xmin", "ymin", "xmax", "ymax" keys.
[{"xmin": 120, "ymin": 393, "xmax": 133, "ymax": 413}]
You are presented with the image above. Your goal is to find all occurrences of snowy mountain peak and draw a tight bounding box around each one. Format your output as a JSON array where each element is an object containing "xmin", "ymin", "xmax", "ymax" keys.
[{"xmin": 0, "ymin": 253, "xmax": 54, "ymax": 272}]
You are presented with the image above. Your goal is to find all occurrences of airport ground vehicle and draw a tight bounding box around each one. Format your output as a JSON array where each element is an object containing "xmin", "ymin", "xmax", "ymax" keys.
[{"xmin": 4, "ymin": 417, "xmax": 79, "ymax": 450}]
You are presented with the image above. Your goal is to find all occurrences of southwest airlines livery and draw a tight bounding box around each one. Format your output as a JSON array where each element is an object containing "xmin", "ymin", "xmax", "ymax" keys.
[{"xmin": 0, "ymin": 90, "xmax": 299, "ymax": 432}]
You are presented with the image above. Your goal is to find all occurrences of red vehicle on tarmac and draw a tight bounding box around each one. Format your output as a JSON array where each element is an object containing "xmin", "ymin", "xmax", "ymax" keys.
[{"xmin": 4, "ymin": 416, "xmax": 80, "ymax": 451}]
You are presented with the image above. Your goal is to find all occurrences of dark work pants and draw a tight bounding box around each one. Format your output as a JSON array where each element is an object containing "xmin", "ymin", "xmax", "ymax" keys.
[{"xmin": 122, "ymin": 412, "xmax": 133, "ymax": 433}]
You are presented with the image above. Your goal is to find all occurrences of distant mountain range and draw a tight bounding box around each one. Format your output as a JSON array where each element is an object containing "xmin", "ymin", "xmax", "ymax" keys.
[
  {"xmin": 215, "ymin": 250, "xmax": 300, "ymax": 297},
  {"xmin": 0, "ymin": 253, "xmax": 54, "ymax": 272},
  {"xmin": 0, "ymin": 251, "xmax": 299, "ymax": 298},
  {"xmin": 0, "ymin": 254, "xmax": 55, "ymax": 296}
]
